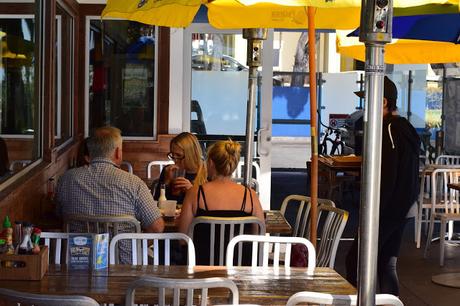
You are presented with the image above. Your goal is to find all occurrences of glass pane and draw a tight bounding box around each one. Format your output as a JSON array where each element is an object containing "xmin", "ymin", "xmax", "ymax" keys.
[
  {"xmin": 88, "ymin": 20, "xmax": 155, "ymax": 137},
  {"xmin": 55, "ymin": 5, "xmax": 73, "ymax": 146},
  {"xmin": 272, "ymin": 31, "xmax": 311, "ymax": 137},
  {"xmin": 190, "ymin": 33, "xmax": 249, "ymax": 136},
  {"xmin": 0, "ymin": 16, "xmax": 40, "ymax": 179}
]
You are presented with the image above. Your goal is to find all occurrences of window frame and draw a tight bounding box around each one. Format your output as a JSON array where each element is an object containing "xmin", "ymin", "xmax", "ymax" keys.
[{"xmin": 84, "ymin": 16, "xmax": 159, "ymax": 140}]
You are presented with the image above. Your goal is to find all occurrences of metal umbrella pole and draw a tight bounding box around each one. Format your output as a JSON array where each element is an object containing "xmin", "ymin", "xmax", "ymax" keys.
[
  {"xmin": 242, "ymin": 29, "xmax": 267, "ymax": 187},
  {"xmin": 358, "ymin": 1, "xmax": 393, "ymax": 305}
]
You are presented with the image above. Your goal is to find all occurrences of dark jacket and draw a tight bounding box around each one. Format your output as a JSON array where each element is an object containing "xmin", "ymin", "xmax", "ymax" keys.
[
  {"xmin": 151, "ymin": 166, "xmax": 196, "ymax": 204},
  {"xmin": 380, "ymin": 115, "xmax": 420, "ymax": 228}
]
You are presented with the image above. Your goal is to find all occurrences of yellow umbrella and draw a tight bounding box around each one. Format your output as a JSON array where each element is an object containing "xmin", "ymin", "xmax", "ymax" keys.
[
  {"xmin": 102, "ymin": 0, "xmax": 361, "ymax": 29},
  {"xmin": 336, "ymin": 30, "xmax": 460, "ymax": 64}
]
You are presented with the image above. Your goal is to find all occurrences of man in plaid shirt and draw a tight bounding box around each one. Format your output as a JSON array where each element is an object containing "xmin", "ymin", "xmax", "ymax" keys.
[{"xmin": 56, "ymin": 126, "xmax": 164, "ymax": 263}]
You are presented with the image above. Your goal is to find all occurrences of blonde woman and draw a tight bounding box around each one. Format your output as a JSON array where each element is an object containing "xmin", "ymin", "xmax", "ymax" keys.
[
  {"xmin": 179, "ymin": 140, "xmax": 264, "ymax": 264},
  {"xmin": 152, "ymin": 132, "xmax": 206, "ymax": 204}
]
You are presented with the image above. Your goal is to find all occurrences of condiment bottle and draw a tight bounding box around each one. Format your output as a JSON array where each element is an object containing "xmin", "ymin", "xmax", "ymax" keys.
[
  {"xmin": 3, "ymin": 217, "xmax": 14, "ymax": 255},
  {"xmin": 158, "ymin": 183, "xmax": 167, "ymax": 209},
  {"xmin": 13, "ymin": 221, "xmax": 22, "ymax": 248},
  {"xmin": 18, "ymin": 222, "xmax": 34, "ymax": 255}
]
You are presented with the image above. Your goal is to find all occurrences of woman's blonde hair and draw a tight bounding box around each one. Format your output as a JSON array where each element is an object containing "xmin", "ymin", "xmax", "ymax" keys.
[
  {"xmin": 207, "ymin": 140, "xmax": 240, "ymax": 177},
  {"xmin": 171, "ymin": 132, "xmax": 207, "ymax": 186}
]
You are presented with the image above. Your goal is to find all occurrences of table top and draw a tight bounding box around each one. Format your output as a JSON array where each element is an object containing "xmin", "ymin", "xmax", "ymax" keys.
[
  {"xmin": 164, "ymin": 210, "xmax": 292, "ymax": 235},
  {"xmin": 432, "ymin": 272, "xmax": 460, "ymax": 288},
  {"xmin": 448, "ymin": 183, "xmax": 460, "ymax": 191},
  {"xmin": 318, "ymin": 156, "xmax": 362, "ymax": 171},
  {"xmin": 0, "ymin": 265, "xmax": 356, "ymax": 305}
]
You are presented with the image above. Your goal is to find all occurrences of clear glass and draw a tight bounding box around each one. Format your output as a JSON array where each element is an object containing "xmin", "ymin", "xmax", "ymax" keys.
[
  {"xmin": 88, "ymin": 19, "xmax": 156, "ymax": 137},
  {"xmin": 55, "ymin": 5, "xmax": 74, "ymax": 146},
  {"xmin": 0, "ymin": 16, "xmax": 40, "ymax": 179},
  {"xmin": 190, "ymin": 33, "xmax": 249, "ymax": 136}
]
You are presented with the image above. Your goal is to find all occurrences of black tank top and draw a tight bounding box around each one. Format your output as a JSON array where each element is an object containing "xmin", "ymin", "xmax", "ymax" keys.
[{"xmin": 195, "ymin": 185, "xmax": 254, "ymax": 217}]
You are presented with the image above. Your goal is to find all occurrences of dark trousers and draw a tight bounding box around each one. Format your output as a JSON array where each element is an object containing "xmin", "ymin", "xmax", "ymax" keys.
[{"xmin": 345, "ymin": 219, "xmax": 408, "ymax": 295}]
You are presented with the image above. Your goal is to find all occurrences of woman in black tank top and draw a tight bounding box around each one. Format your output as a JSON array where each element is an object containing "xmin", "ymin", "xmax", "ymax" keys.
[{"xmin": 178, "ymin": 140, "xmax": 265, "ymax": 264}]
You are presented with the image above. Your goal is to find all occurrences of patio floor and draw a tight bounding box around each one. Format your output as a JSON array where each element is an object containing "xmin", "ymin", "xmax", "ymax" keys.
[{"xmin": 271, "ymin": 169, "xmax": 460, "ymax": 306}]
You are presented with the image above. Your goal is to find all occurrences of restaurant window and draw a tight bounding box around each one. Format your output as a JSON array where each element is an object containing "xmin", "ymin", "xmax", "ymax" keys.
[
  {"xmin": 0, "ymin": 14, "xmax": 41, "ymax": 181},
  {"xmin": 55, "ymin": 5, "xmax": 74, "ymax": 147},
  {"xmin": 86, "ymin": 18, "xmax": 157, "ymax": 138}
]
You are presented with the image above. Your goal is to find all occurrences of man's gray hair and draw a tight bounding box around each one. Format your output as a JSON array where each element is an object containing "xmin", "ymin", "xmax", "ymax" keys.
[{"xmin": 87, "ymin": 126, "xmax": 122, "ymax": 159}]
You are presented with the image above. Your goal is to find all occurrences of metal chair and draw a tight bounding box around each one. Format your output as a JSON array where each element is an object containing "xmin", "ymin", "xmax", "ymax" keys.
[
  {"xmin": 435, "ymin": 154, "xmax": 460, "ymax": 166},
  {"xmin": 424, "ymin": 168, "xmax": 460, "ymax": 266},
  {"xmin": 125, "ymin": 276, "xmax": 239, "ymax": 306},
  {"xmin": 147, "ymin": 160, "xmax": 174, "ymax": 179},
  {"xmin": 0, "ymin": 288, "xmax": 99, "ymax": 306},
  {"xmin": 41, "ymin": 232, "xmax": 69, "ymax": 264},
  {"xmin": 286, "ymin": 291, "xmax": 403, "ymax": 306},
  {"xmin": 63, "ymin": 214, "xmax": 142, "ymax": 264},
  {"xmin": 188, "ymin": 216, "xmax": 265, "ymax": 266},
  {"xmin": 316, "ymin": 204, "xmax": 349, "ymax": 268},
  {"xmin": 231, "ymin": 177, "xmax": 260, "ymax": 194},
  {"xmin": 226, "ymin": 235, "xmax": 316, "ymax": 275},
  {"xmin": 233, "ymin": 161, "xmax": 260, "ymax": 181},
  {"xmin": 121, "ymin": 161, "xmax": 134, "ymax": 174},
  {"xmin": 280, "ymin": 195, "xmax": 335, "ymax": 239},
  {"xmin": 109, "ymin": 233, "xmax": 196, "ymax": 267}
]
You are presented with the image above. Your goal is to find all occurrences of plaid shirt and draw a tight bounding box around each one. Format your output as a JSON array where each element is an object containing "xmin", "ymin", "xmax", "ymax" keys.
[{"xmin": 56, "ymin": 158, "xmax": 161, "ymax": 263}]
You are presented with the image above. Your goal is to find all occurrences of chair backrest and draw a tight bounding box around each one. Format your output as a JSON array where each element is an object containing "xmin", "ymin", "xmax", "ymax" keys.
[
  {"xmin": 316, "ymin": 205, "xmax": 349, "ymax": 268},
  {"xmin": 109, "ymin": 233, "xmax": 196, "ymax": 267},
  {"xmin": 125, "ymin": 276, "xmax": 239, "ymax": 306},
  {"xmin": 286, "ymin": 291, "xmax": 403, "ymax": 306},
  {"xmin": 226, "ymin": 234, "xmax": 316, "ymax": 275},
  {"xmin": 431, "ymin": 168, "xmax": 460, "ymax": 214},
  {"xmin": 233, "ymin": 161, "xmax": 260, "ymax": 181},
  {"xmin": 64, "ymin": 214, "xmax": 142, "ymax": 264},
  {"xmin": 0, "ymin": 288, "xmax": 100, "ymax": 306},
  {"xmin": 280, "ymin": 195, "xmax": 335, "ymax": 239},
  {"xmin": 147, "ymin": 160, "xmax": 174, "ymax": 179},
  {"xmin": 41, "ymin": 232, "xmax": 69, "ymax": 264},
  {"xmin": 435, "ymin": 155, "xmax": 460, "ymax": 166},
  {"xmin": 63, "ymin": 214, "xmax": 141, "ymax": 235},
  {"xmin": 189, "ymin": 216, "xmax": 266, "ymax": 266},
  {"xmin": 121, "ymin": 161, "xmax": 133, "ymax": 174}
]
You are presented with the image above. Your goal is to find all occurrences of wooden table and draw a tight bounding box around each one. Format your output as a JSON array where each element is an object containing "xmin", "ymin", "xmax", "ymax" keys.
[
  {"xmin": 0, "ymin": 265, "xmax": 355, "ymax": 305},
  {"xmin": 317, "ymin": 156, "xmax": 361, "ymax": 201},
  {"xmin": 432, "ymin": 273, "xmax": 460, "ymax": 288},
  {"xmin": 164, "ymin": 210, "xmax": 292, "ymax": 235}
]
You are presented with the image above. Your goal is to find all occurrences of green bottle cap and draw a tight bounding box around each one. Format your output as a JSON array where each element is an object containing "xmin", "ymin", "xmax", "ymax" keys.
[
  {"xmin": 3, "ymin": 216, "xmax": 11, "ymax": 228},
  {"xmin": 0, "ymin": 239, "xmax": 5, "ymax": 245}
]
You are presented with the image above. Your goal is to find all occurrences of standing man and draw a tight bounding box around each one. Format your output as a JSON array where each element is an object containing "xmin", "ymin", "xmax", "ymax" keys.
[
  {"xmin": 346, "ymin": 76, "xmax": 420, "ymax": 295},
  {"xmin": 56, "ymin": 126, "xmax": 164, "ymax": 263}
]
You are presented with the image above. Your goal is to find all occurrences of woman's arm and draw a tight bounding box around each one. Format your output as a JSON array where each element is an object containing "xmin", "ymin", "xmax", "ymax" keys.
[{"xmin": 177, "ymin": 185, "xmax": 198, "ymax": 235}]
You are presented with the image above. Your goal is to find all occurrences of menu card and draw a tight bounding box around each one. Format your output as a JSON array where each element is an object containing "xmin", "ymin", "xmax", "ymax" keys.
[{"xmin": 68, "ymin": 233, "xmax": 109, "ymax": 270}]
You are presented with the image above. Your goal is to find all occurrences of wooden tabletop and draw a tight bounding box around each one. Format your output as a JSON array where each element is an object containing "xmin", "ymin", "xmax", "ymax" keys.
[
  {"xmin": 448, "ymin": 183, "xmax": 460, "ymax": 191},
  {"xmin": 164, "ymin": 210, "xmax": 292, "ymax": 235},
  {"xmin": 0, "ymin": 265, "xmax": 355, "ymax": 305}
]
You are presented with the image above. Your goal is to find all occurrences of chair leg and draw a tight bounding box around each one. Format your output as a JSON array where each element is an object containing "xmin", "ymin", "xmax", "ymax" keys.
[
  {"xmin": 416, "ymin": 204, "xmax": 424, "ymax": 249},
  {"xmin": 440, "ymin": 219, "xmax": 447, "ymax": 266},
  {"xmin": 448, "ymin": 220, "xmax": 454, "ymax": 240},
  {"xmin": 424, "ymin": 216, "xmax": 435, "ymax": 258}
]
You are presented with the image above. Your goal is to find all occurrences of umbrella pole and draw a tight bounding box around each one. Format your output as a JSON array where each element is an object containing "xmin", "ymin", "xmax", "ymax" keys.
[
  {"xmin": 307, "ymin": 7, "xmax": 318, "ymax": 248},
  {"xmin": 242, "ymin": 29, "xmax": 267, "ymax": 188}
]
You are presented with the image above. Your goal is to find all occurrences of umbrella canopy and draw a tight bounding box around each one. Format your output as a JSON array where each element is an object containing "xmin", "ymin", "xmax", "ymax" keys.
[
  {"xmin": 102, "ymin": 0, "xmax": 361, "ymax": 29},
  {"xmin": 337, "ymin": 11, "xmax": 460, "ymax": 63}
]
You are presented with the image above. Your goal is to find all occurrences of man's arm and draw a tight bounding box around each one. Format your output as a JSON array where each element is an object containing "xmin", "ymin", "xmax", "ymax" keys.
[
  {"xmin": 144, "ymin": 217, "xmax": 165, "ymax": 233},
  {"xmin": 136, "ymin": 179, "xmax": 164, "ymax": 232}
]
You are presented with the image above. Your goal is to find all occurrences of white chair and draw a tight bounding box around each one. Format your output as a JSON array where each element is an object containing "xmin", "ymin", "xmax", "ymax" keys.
[
  {"xmin": 121, "ymin": 161, "xmax": 134, "ymax": 174},
  {"xmin": 233, "ymin": 161, "xmax": 260, "ymax": 181},
  {"xmin": 125, "ymin": 276, "xmax": 239, "ymax": 306},
  {"xmin": 0, "ymin": 288, "xmax": 100, "ymax": 306},
  {"xmin": 286, "ymin": 291, "xmax": 403, "ymax": 306},
  {"xmin": 424, "ymin": 168, "xmax": 460, "ymax": 266},
  {"xmin": 232, "ymin": 177, "xmax": 260, "ymax": 194},
  {"xmin": 316, "ymin": 204, "xmax": 348, "ymax": 268},
  {"xmin": 226, "ymin": 235, "xmax": 316, "ymax": 276},
  {"xmin": 188, "ymin": 216, "xmax": 266, "ymax": 266},
  {"xmin": 41, "ymin": 232, "xmax": 69, "ymax": 264},
  {"xmin": 280, "ymin": 195, "xmax": 335, "ymax": 239},
  {"xmin": 109, "ymin": 233, "xmax": 196, "ymax": 267},
  {"xmin": 147, "ymin": 160, "xmax": 174, "ymax": 179},
  {"xmin": 435, "ymin": 154, "xmax": 460, "ymax": 165}
]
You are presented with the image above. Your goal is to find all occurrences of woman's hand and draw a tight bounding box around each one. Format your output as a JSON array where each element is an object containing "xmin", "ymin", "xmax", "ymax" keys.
[
  {"xmin": 164, "ymin": 165, "xmax": 178, "ymax": 185},
  {"xmin": 171, "ymin": 177, "xmax": 193, "ymax": 196}
]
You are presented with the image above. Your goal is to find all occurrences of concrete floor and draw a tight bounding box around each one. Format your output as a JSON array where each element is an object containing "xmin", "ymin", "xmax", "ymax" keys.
[{"xmin": 271, "ymin": 170, "xmax": 460, "ymax": 306}]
